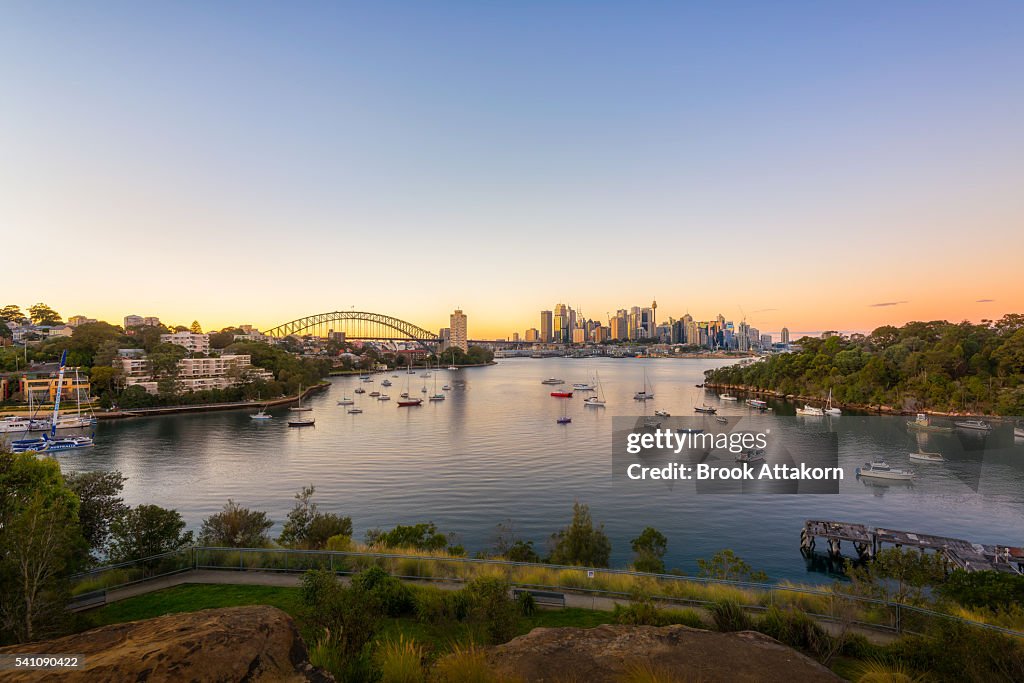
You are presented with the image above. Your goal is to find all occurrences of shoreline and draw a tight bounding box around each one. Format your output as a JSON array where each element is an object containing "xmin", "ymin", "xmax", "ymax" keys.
[
  {"xmin": 94, "ymin": 383, "xmax": 330, "ymax": 420},
  {"xmin": 702, "ymin": 382, "xmax": 1011, "ymax": 420}
]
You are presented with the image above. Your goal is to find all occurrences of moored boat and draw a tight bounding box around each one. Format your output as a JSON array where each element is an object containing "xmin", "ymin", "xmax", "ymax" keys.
[
  {"xmin": 288, "ymin": 416, "xmax": 315, "ymax": 427},
  {"xmin": 551, "ymin": 391, "xmax": 573, "ymax": 398},
  {"xmin": 541, "ymin": 378, "xmax": 565, "ymax": 385},
  {"xmin": 694, "ymin": 404, "xmax": 717, "ymax": 414},
  {"xmin": 955, "ymin": 420, "xmax": 992, "ymax": 432},
  {"xmin": 797, "ymin": 404, "xmax": 825, "ymax": 416},
  {"xmin": 909, "ymin": 450, "xmax": 944, "ymax": 463},
  {"xmin": 719, "ymin": 394, "xmax": 738, "ymax": 401},
  {"xmin": 906, "ymin": 413, "xmax": 953, "ymax": 433},
  {"xmin": 856, "ymin": 462, "xmax": 914, "ymax": 480}
]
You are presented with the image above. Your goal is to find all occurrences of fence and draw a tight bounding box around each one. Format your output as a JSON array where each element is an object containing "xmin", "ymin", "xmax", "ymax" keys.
[{"xmin": 69, "ymin": 546, "xmax": 1024, "ymax": 639}]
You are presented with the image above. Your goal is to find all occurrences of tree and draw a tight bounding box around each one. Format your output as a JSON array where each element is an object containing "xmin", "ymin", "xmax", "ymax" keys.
[
  {"xmin": 697, "ymin": 550, "xmax": 768, "ymax": 582},
  {"xmin": 364, "ymin": 522, "xmax": 452, "ymax": 552},
  {"xmin": 108, "ymin": 504, "xmax": 193, "ymax": 562},
  {"xmin": 277, "ymin": 485, "xmax": 352, "ymax": 550},
  {"xmin": 548, "ymin": 501, "xmax": 612, "ymax": 567},
  {"xmin": 189, "ymin": 321, "xmax": 203, "ymax": 334},
  {"xmin": 630, "ymin": 526, "xmax": 668, "ymax": 573},
  {"xmin": 28, "ymin": 303, "xmax": 62, "ymax": 326},
  {"xmin": 64, "ymin": 470, "xmax": 127, "ymax": 562},
  {"xmin": 0, "ymin": 305, "xmax": 25, "ymax": 323},
  {"xmin": 199, "ymin": 500, "xmax": 274, "ymax": 547},
  {"xmin": 0, "ymin": 452, "xmax": 85, "ymax": 643},
  {"xmin": 846, "ymin": 547, "xmax": 947, "ymax": 605}
]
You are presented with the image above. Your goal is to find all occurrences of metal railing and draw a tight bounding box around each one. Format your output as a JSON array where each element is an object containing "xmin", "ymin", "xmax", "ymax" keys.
[{"xmin": 69, "ymin": 546, "xmax": 1024, "ymax": 639}]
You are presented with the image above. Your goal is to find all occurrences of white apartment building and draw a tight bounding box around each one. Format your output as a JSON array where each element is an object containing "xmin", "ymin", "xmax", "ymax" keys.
[
  {"xmin": 119, "ymin": 353, "xmax": 273, "ymax": 394},
  {"xmin": 449, "ymin": 309, "xmax": 468, "ymax": 352},
  {"xmin": 161, "ymin": 331, "xmax": 210, "ymax": 354}
]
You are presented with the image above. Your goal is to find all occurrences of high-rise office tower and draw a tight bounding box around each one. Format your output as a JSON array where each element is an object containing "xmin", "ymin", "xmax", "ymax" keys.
[
  {"xmin": 554, "ymin": 303, "xmax": 568, "ymax": 343},
  {"xmin": 540, "ymin": 310, "xmax": 553, "ymax": 343},
  {"xmin": 450, "ymin": 309, "xmax": 468, "ymax": 351}
]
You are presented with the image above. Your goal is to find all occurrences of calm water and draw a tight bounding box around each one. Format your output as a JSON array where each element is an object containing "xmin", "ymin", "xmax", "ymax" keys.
[{"xmin": 40, "ymin": 358, "xmax": 1024, "ymax": 582}]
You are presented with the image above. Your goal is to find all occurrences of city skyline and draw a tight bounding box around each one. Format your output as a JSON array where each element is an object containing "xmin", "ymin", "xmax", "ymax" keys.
[{"xmin": 3, "ymin": 2, "xmax": 1022, "ymax": 337}]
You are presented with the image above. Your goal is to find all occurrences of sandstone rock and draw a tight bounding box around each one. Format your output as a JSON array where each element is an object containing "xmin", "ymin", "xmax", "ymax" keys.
[
  {"xmin": 484, "ymin": 624, "xmax": 840, "ymax": 682},
  {"xmin": 0, "ymin": 605, "xmax": 333, "ymax": 683}
]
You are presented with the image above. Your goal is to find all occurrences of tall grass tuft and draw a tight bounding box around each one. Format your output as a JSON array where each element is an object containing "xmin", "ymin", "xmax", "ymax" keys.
[
  {"xmin": 431, "ymin": 642, "xmax": 519, "ymax": 682},
  {"xmin": 620, "ymin": 660, "xmax": 704, "ymax": 683},
  {"xmin": 708, "ymin": 599, "xmax": 752, "ymax": 632},
  {"xmin": 376, "ymin": 635, "xmax": 426, "ymax": 683},
  {"xmin": 853, "ymin": 658, "xmax": 930, "ymax": 682}
]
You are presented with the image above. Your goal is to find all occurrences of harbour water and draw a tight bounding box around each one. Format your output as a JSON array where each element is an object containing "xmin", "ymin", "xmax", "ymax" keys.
[{"xmin": 35, "ymin": 358, "xmax": 1024, "ymax": 582}]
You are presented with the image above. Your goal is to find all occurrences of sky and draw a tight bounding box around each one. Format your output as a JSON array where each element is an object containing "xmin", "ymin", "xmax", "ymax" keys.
[{"xmin": 2, "ymin": 1, "xmax": 1022, "ymax": 338}]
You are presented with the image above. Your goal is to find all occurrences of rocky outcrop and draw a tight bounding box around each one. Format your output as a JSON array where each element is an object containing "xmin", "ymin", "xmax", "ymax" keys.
[
  {"xmin": 484, "ymin": 624, "xmax": 840, "ymax": 682},
  {"xmin": 0, "ymin": 606, "xmax": 332, "ymax": 683}
]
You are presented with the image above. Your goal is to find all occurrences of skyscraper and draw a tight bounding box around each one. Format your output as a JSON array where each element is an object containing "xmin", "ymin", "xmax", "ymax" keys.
[
  {"xmin": 540, "ymin": 310, "xmax": 553, "ymax": 343},
  {"xmin": 554, "ymin": 303, "xmax": 568, "ymax": 343},
  {"xmin": 450, "ymin": 309, "xmax": 468, "ymax": 351}
]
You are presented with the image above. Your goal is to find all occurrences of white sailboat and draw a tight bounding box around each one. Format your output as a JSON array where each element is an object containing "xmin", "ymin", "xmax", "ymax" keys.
[
  {"xmin": 633, "ymin": 369, "xmax": 654, "ymax": 401},
  {"xmin": 824, "ymin": 388, "xmax": 842, "ymax": 416},
  {"xmin": 584, "ymin": 372, "xmax": 606, "ymax": 406}
]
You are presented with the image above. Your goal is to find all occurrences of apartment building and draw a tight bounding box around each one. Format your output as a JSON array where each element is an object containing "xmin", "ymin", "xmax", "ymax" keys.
[{"xmin": 160, "ymin": 331, "xmax": 210, "ymax": 354}]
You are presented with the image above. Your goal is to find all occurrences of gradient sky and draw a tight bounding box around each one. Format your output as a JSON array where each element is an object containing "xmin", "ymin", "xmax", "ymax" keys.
[{"xmin": 2, "ymin": 1, "xmax": 1022, "ymax": 338}]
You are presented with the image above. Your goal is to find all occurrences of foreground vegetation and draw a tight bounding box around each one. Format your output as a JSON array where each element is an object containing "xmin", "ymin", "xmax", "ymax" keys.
[
  {"xmin": 80, "ymin": 575, "xmax": 1024, "ymax": 682},
  {"xmin": 706, "ymin": 314, "xmax": 1024, "ymax": 415}
]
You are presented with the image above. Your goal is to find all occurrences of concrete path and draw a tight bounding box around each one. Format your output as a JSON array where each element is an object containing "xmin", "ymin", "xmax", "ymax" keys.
[{"xmin": 100, "ymin": 569, "xmax": 896, "ymax": 645}]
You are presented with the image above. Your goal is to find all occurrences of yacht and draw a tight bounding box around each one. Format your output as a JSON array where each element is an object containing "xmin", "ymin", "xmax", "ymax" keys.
[
  {"xmin": 824, "ymin": 389, "xmax": 842, "ymax": 416},
  {"xmin": 369, "ymin": 390, "xmax": 381, "ymax": 397},
  {"xmin": 633, "ymin": 369, "xmax": 654, "ymax": 401},
  {"xmin": 736, "ymin": 449, "xmax": 765, "ymax": 463},
  {"xmin": 572, "ymin": 382, "xmax": 595, "ymax": 391},
  {"xmin": 797, "ymin": 405, "xmax": 825, "ymax": 416},
  {"xmin": 337, "ymin": 397, "xmax": 354, "ymax": 406},
  {"xmin": 909, "ymin": 450, "xmax": 945, "ymax": 463},
  {"xmin": 541, "ymin": 378, "xmax": 565, "ymax": 385},
  {"xmin": 398, "ymin": 398, "xmax": 423, "ymax": 407},
  {"xmin": 381, "ymin": 379, "xmax": 392, "ymax": 387},
  {"xmin": 654, "ymin": 410, "xmax": 670, "ymax": 417},
  {"xmin": 694, "ymin": 405, "xmax": 717, "ymax": 414},
  {"xmin": 250, "ymin": 407, "xmax": 273, "ymax": 420},
  {"xmin": 0, "ymin": 417, "xmax": 32, "ymax": 433},
  {"xmin": 442, "ymin": 384, "xmax": 451, "ymax": 391},
  {"xmin": 907, "ymin": 413, "xmax": 954, "ymax": 433},
  {"xmin": 719, "ymin": 394, "xmax": 738, "ymax": 401},
  {"xmin": 746, "ymin": 399, "xmax": 768, "ymax": 411},
  {"xmin": 955, "ymin": 420, "xmax": 992, "ymax": 432},
  {"xmin": 347, "ymin": 407, "xmax": 363, "ymax": 414},
  {"xmin": 856, "ymin": 462, "xmax": 914, "ymax": 480},
  {"xmin": 584, "ymin": 372, "xmax": 607, "ymax": 406}
]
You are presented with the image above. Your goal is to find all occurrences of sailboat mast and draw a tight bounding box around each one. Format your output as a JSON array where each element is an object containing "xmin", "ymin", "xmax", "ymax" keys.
[{"xmin": 51, "ymin": 350, "xmax": 68, "ymax": 437}]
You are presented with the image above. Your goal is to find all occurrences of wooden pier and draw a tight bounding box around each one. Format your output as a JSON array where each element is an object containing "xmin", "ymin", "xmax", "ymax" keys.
[{"xmin": 801, "ymin": 520, "xmax": 1024, "ymax": 573}]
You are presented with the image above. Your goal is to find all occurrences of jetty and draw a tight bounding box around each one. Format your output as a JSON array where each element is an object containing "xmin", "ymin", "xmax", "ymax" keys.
[{"xmin": 800, "ymin": 520, "xmax": 1024, "ymax": 574}]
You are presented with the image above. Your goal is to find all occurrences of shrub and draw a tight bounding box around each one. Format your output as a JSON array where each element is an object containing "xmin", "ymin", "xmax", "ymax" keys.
[
  {"xmin": 412, "ymin": 586, "xmax": 469, "ymax": 624},
  {"xmin": 299, "ymin": 569, "xmax": 382, "ymax": 669},
  {"xmin": 885, "ymin": 619, "xmax": 1024, "ymax": 683},
  {"xmin": 352, "ymin": 566, "xmax": 414, "ymax": 616},
  {"xmin": 376, "ymin": 635, "xmax": 426, "ymax": 683},
  {"xmin": 853, "ymin": 658, "xmax": 930, "ymax": 683},
  {"xmin": 465, "ymin": 576, "xmax": 520, "ymax": 644},
  {"xmin": 709, "ymin": 599, "xmax": 752, "ymax": 632},
  {"xmin": 659, "ymin": 609, "xmax": 706, "ymax": 630},
  {"xmin": 431, "ymin": 642, "xmax": 516, "ymax": 683},
  {"xmin": 756, "ymin": 606, "xmax": 832, "ymax": 659},
  {"xmin": 516, "ymin": 591, "xmax": 536, "ymax": 617}
]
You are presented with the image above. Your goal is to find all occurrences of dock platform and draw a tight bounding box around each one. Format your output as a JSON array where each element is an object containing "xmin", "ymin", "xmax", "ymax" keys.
[{"xmin": 801, "ymin": 520, "xmax": 1023, "ymax": 573}]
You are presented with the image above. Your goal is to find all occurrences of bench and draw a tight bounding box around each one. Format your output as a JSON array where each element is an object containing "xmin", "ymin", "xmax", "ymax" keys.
[{"xmin": 512, "ymin": 588, "xmax": 566, "ymax": 608}]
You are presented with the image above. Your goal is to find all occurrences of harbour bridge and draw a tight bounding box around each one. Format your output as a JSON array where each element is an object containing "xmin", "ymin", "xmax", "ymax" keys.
[{"xmin": 264, "ymin": 311, "xmax": 441, "ymax": 348}]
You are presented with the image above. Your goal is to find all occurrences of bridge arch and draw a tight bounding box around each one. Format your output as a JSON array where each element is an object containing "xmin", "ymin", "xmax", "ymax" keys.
[{"xmin": 264, "ymin": 311, "xmax": 439, "ymax": 347}]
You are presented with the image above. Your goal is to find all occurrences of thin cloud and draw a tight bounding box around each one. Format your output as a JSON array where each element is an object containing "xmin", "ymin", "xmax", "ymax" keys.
[
  {"xmin": 976, "ymin": 298, "xmax": 995, "ymax": 303},
  {"xmin": 869, "ymin": 301, "xmax": 908, "ymax": 308}
]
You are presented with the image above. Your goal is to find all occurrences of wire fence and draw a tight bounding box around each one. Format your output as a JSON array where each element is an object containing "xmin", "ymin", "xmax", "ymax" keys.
[{"xmin": 69, "ymin": 546, "xmax": 1024, "ymax": 639}]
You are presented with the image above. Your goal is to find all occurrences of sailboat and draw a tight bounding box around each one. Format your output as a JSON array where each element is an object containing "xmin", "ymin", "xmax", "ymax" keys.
[
  {"xmin": 824, "ymin": 389, "xmax": 842, "ymax": 416},
  {"xmin": 447, "ymin": 349, "xmax": 459, "ymax": 371},
  {"xmin": 337, "ymin": 396, "xmax": 354, "ymax": 406},
  {"xmin": 398, "ymin": 358, "xmax": 422, "ymax": 406},
  {"xmin": 12, "ymin": 351, "xmax": 94, "ymax": 453},
  {"xmin": 52, "ymin": 368, "xmax": 95, "ymax": 429},
  {"xmin": 429, "ymin": 359, "xmax": 445, "ymax": 401},
  {"xmin": 633, "ymin": 369, "xmax": 654, "ymax": 400},
  {"xmin": 290, "ymin": 387, "xmax": 312, "ymax": 412},
  {"xmin": 584, "ymin": 372, "xmax": 606, "ymax": 406},
  {"xmin": 557, "ymin": 396, "xmax": 572, "ymax": 424},
  {"xmin": 251, "ymin": 396, "xmax": 273, "ymax": 420}
]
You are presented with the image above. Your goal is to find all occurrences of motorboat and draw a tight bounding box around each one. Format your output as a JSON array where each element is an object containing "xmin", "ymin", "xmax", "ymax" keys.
[
  {"xmin": 541, "ymin": 378, "xmax": 565, "ymax": 385},
  {"xmin": 381, "ymin": 380, "xmax": 392, "ymax": 387},
  {"xmin": 354, "ymin": 387, "xmax": 366, "ymax": 394},
  {"xmin": 0, "ymin": 417, "xmax": 32, "ymax": 433},
  {"xmin": 746, "ymin": 399, "xmax": 768, "ymax": 410},
  {"xmin": 347, "ymin": 408, "xmax": 363, "ymax": 414},
  {"xmin": 676, "ymin": 427, "xmax": 704, "ymax": 434},
  {"xmin": 955, "ymin": 420, "xmax": 992, "ymax": 432},
  {"xmin": 369, "ymin": 390, "xmax": 381, "ymax": 397},
  {"xmin": 909, "ymin": 450, "xmax": 944, "ymax": 463},
  {"xmin": 907, "ymin": 413, "xmax": 953, "ymax": 433},
  {"xmin": 719, "ymin": 394, "xmax": 738, "ymax": 401},
  {"xmin": 856, "ymin": 462, "xmax": 914, "ymax": 480},
  {"xmin": 442, "ymin": 384, "xmax": 451, "ymax": 391},
  {"xmin": 378, "ymin": 394, "xmax": 391, "ymax": 401},
  {"xmin": 38, "ymin": 435, "xmax": 95, "ymax": 452},
  {"xmin": 797, "ymin": 405, "xmax": 825, "ymax": 416},
  {"xmin": 736, "ymin": 449, "xmax": 765, "ymax": 463},
  {"xmin": 715, "ymin": 416, "xmax": 728, "ymax": 424},
  {"xmin": 1015, "ymin": 425, "xmax": 1024, "ymax": 439},
  {"xmin": 551, "ymin": 391, "xmax": 573, "ymax": 398},
  {"xmin": 694, "ymin": 405, "xmax": 717, "ymax": 414},
  {"xmin": 654, "ymin": 410, "xmax": 670, "ymax": 417},
  {"xmin": 572, "ymin": 383, "xmax": 595, "ymax": 391},
  {"xmin": 556, "ymin": 416, "xmax": 572, "ymax": 424}
]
